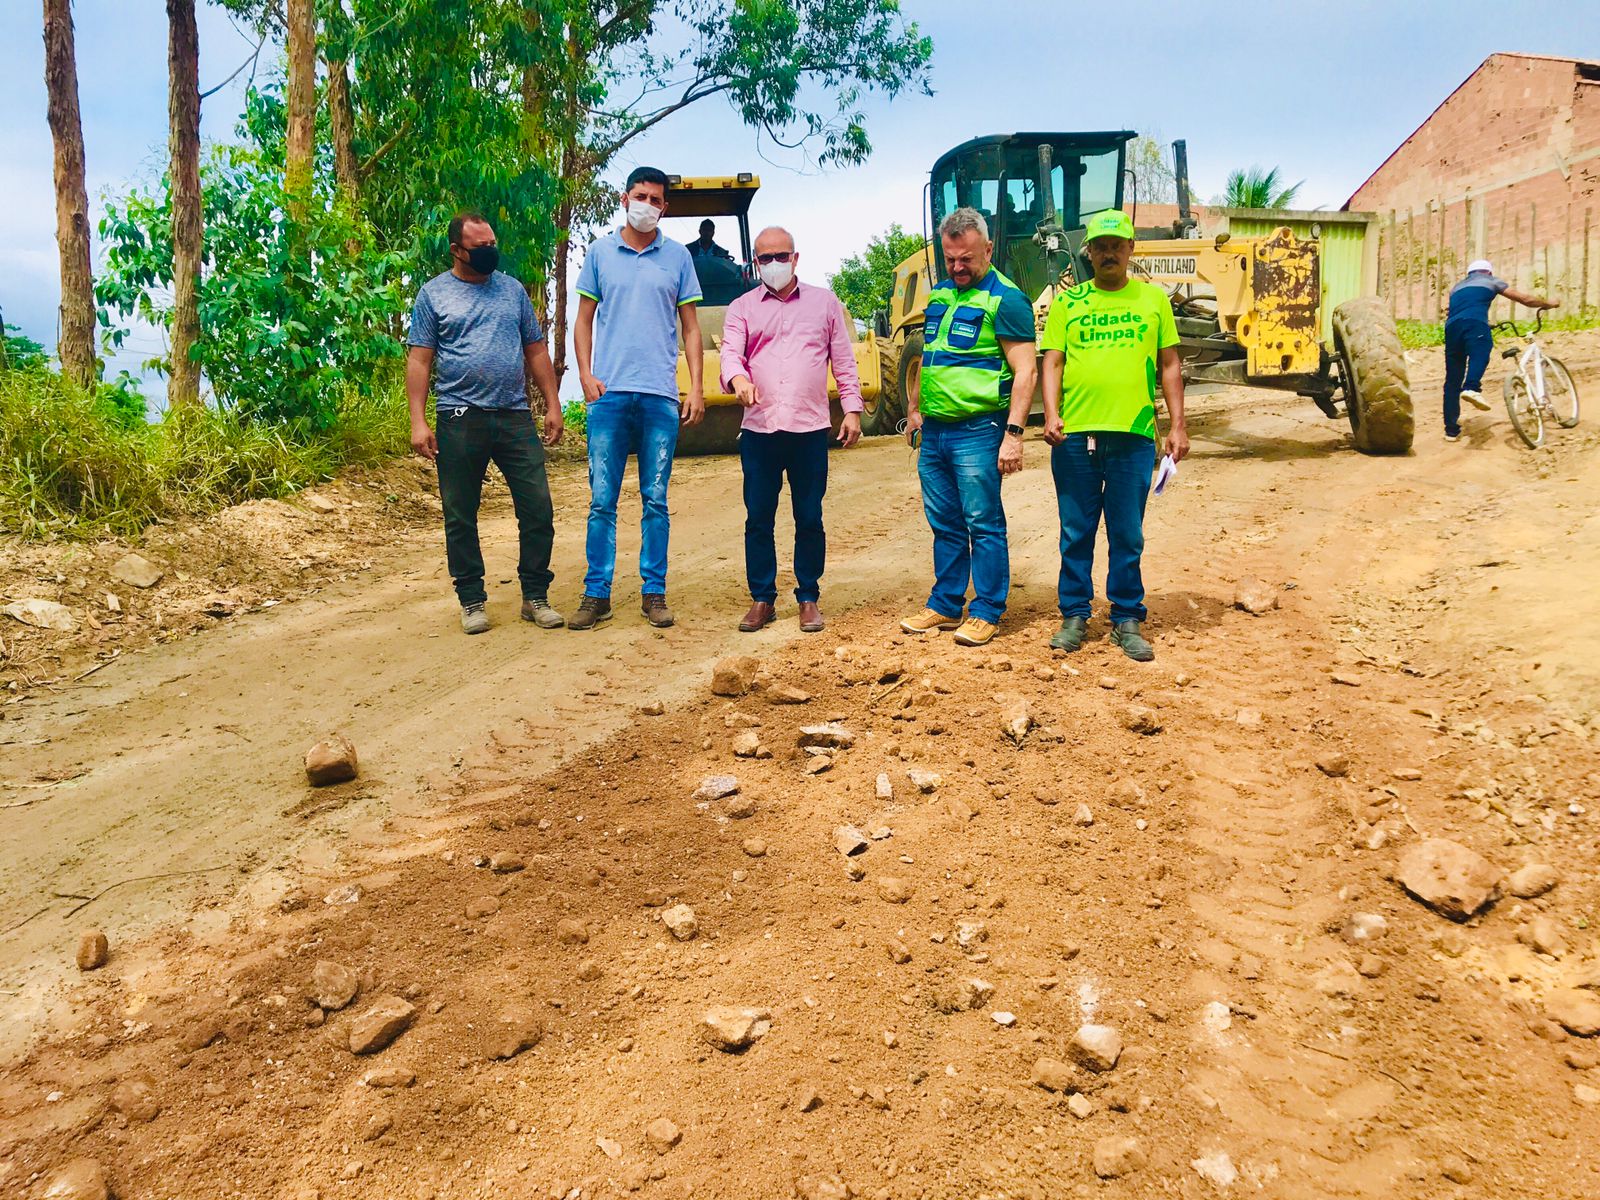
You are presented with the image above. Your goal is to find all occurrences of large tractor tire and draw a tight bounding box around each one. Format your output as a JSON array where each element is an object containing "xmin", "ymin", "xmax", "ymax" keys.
[
  {"xmin": 894, "ymin": 333, "xmax": 924, "ymax": 428},
  {"xmin": 860, "ymin": 342, "xmax": 903, "ymax": 436},
  {"xmin": 674, "ymin": 403, "xmax": 743, "ymax": 456},
  {"xmin": 1331, "ymin": 298, "xmax": 1413, "ymax": 455}
]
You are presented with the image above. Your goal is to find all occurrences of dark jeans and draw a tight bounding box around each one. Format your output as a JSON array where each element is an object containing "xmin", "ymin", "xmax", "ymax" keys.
[
  {"xmin": 435, "ymin": 407, "xmax": 554, "ymax": 606},
  {"xmin": 919, "ymin": 411, "xmax": 1008, "ymax": 623},
  {"xmin": 1442, "ymin": 320, "xmax": 1493, "ymax": 436},
  {"xmin": 1052, "ymin": 431, "xmax": 1156, "ymax": 625},
  {"xmin": 740, "ymin": 427, "xmax": 830, "ymax": 604}
]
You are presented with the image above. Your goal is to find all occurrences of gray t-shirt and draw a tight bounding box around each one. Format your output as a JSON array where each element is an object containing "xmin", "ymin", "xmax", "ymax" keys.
[{"xmin": 406, "ymin": 271, "xmax": 544, "ymax": 411}]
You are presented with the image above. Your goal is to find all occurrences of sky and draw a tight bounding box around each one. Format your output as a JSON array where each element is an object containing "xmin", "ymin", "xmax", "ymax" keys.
[{"xmin": 4, "ymin": 0, "xmax": 1600, "ymax": 394}]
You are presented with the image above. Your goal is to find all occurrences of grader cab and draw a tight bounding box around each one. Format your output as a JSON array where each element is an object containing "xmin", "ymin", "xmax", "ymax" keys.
[{"xmin": 871, "ymin": 132, "xmax": 1413, "ymax": 454}]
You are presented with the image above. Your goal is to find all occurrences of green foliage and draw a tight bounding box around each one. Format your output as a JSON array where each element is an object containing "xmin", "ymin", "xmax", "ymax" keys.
[
  {"xmin": 827, "ymin": 223, "xmax": 927, "ymax": 321},
  {"xmin": 1397, "ymin": 310, "xmax": 1600, "ymax": 350},
  {"xmin": 0, "ymin": 365, "xmax": 408, "ymax": 540},
  {"xmin": 3, "ymin": 324, "xmax": 49, "ymax": 372},
  {"xmin": 1128, "ymin": 137, "xmax": 1176, "ymax": 206},
  {"xmin": 561, "ymin": 398, "xmax": 587, "ymax": 440},
  {"xmin": 1219, "ymin": 166, "xmax": 1302, "ymax": 210}
]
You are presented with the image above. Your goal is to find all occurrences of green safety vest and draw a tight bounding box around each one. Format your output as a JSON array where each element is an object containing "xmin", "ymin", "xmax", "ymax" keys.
[{"xmin": 919, "ymin": 268, "xmax": 1024, "ymax": 421}]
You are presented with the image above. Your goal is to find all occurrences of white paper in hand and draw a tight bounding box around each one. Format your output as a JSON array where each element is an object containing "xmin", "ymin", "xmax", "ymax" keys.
[{"xmin": 1153, "ymin": 454, "xmax": 1178, "ymax": 496}]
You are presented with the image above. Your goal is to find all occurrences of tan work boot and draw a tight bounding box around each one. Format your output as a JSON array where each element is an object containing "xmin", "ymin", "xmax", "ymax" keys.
[
  {"xmin": 952, "ymin": 617, "xmax": 997, "ymax": 647},
  {"xmin": 521, "ymin": 597, "xmax": 565, "ymax": 628},
  {"xmin": 900, "ymin": 607, "xmax": 962, "ymax": 634}
]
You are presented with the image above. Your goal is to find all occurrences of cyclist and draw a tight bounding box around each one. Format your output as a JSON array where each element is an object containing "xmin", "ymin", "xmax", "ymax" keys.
[{"xmin": 1442, "ymin": 259, "xmax": 1558, "ymax": 442}]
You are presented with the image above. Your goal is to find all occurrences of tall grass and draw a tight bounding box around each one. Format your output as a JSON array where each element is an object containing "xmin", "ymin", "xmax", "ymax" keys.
[
  {"xmin": 1397, "ymin": 310, "xmax": 1600, "ymax": 350},
  {"xmin": 0, "ymin": 368, "xmax": 411, "ymax": 540}
]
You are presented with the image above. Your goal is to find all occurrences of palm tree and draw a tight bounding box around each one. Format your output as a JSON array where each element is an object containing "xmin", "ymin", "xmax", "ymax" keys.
[{"xmin": 1220, "ymin": 166, "xmax": 1303, "ymax": 210}]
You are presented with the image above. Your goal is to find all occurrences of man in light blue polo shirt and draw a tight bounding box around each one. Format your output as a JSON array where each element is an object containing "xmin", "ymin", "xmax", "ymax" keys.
[{"xmin": 571, "ymin": 165, "xmax": 705, "ymax": 630}]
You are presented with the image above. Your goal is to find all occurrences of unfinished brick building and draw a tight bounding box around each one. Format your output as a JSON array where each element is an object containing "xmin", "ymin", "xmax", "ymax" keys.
[{"xmin": 1346, "ymin": 52, "xmax": 1600, "ymax": 319}]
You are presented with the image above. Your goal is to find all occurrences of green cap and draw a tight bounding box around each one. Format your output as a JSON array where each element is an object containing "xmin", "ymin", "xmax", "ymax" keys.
[{"xmin": 1082, "ymin": 209, "xmax": 1135, "ymax": 242}]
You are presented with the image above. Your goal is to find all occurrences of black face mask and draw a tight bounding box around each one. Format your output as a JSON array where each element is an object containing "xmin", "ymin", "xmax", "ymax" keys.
[{"xmin": 463, "ymin": 245, "xmax": 500, "ymax": 275}]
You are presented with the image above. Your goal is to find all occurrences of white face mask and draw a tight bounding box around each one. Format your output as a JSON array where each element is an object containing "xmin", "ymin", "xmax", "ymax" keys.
[
  {"xmin": 625, "ymin": 199, "xmax": 661, "ymax": 233},
  {"xmin": 759, "ymin": 259, "xmax": 795, "ymax": 292}
]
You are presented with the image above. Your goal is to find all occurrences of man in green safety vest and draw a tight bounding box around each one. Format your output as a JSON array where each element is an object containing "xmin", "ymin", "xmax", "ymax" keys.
[{"xmin": 901, "ymin": 206, "xmax": 1037, "ymax": 648}]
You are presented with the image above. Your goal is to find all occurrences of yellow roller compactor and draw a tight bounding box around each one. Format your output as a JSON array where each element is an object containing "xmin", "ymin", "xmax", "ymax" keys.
[
  {"xmin": 667, "ymin": 174, "xmax": 883, "ymax": 454},
  {"xmin": 869, "ymin": 133, "xmax": 1413, "ymax": 454}
]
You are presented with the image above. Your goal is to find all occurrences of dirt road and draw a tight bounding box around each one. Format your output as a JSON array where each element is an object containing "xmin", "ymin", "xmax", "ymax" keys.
[{"xmin": 3, "ymin": 334, "xmax": 1599, "ymax": 1198}]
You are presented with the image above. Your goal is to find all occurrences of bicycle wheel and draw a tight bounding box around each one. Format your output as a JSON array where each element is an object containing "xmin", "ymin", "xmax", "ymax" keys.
[
  {"xmin": 1504, "ymin": 373, "xmax": 1544, "ymax": 449},
  {"xmin": 1542, "ymin": 355, "xmax": 1580, "ymax": 428}
]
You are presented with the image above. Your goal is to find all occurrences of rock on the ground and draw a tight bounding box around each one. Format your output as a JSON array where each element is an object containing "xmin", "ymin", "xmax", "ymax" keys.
[
  {"xmin": 712, "ymin": 655, "xmax": 761, "ymax": 696},
  {"xmin": 1068, "ymin": 1093, "xmax": 1094, "ymax": 1119},
  {"xmin": 304, "ymin": 492, "xmax": 338, "ymax": 513},
  {"xmin": 1093, "ymin": 1136, "xmax": 1145, "ymax": 1179},
  {"xmin": 110, "ymin": 552, "xmax": 164, "ymax": 589},
  {"xmin": 348, "ymin": 996, "xmax": 417, "ymax": 1054},
  {"xmin": 1519, "ymin": 916, "xmax": 1568, "ymax": 957},
  {"xmin": 111, "ymin": 1073, "xmax": 161, "ymax": 1123},
  {"xmin": 799, "ymin": 723, "xmax": 855, "ymax": 750},
  {"xmin": 485, "ymin": 1006, "xmax": 544, "ymax": 1059},
  {"xmin": 1120, "ymin": 705, "xmax": 1162, "ymax": 735},
  {"xmin": 362, "ymin": 1066, "xmax": 415, "ymax": 1088},
  {"xmin": 645, "ymin": 1117, "xmax": 682, "ymax": 1153},
  {"xmin": 722, "ymin": 792, "xmax": 761, "ymax": 819},
  {"xmin": 1192, "ymin": 1150, "xmax": 1239, "ymax": 1188},
  {"xmin": 1030, "ymin": 1058, "xmax": 1074, "ymax": 1091},
  {"xmin": 1070, "ymin": 1024, "xmax": 1123, "ymax": 1072},
  {"xmin": 907, "ymin": 768, "xmax": 941, "ymax": 793},
  {"xmin": 1545, "ymin": 989, "xmax": 1600, "ymax": 1036},
  {"xmin": 699, "ymin": 1005, "xmax": 772, "ymax": 1051},
  {"xmin": 875, "ymin": 773, "xmax": 893, "ymax": 801},
  {"xmin": 662, "ymin": 904, "xmax": 699, "ymax": 941},
  {"xmin": 998, "ymin": 695, "xmax": 1033, "ymax": 745},
  {"xmin": 76, "ymin": 931, "xmax": 109, "ymax": 971},
  {"xmin": 1233, "ymin": 578, "xmax": 1279, "ymax": 615},
  {"xmin": 42, "ymin": 1158, "xmax": 109, "ymax": 1200},
  {"xmin": 833, "ymin": 825, "xmax": 870, "ymax": 857},
  {"xmin": 732, "ymin": 731, "xmax": 763, "ymax": 758},
  {"xmin": 1315, "ymin": 752, "xmax": 1351, "ymax": 778},
  {"xmin": 490, "ymin": 853, "xmax": 525, "ymax": 874},
  {"xmin": 1395, "ymin": 838, "xmax": 1501, "ymax": 920},
  {"xmin": 693, "ymin": 775, "xmax": 741, "ymax": 802},
  {"xmin": 794, "ymin": 1174, "xmax": 853, "ymax": 1200},
  {"xmin": 310, "ymin": 960, "xmax": 360, "ymax": 1010},
  {"xmin": 556, "ymin": 918, "xmax": 590, "ymax": 944},
  {"xmin": 304, "ymin": 733, "xmax": 359, "ymax": 787},
  {"xmin": 1509, "ymin": 863, "xmax": 1560, "ymax": 899},
  {"xmin": 767, "ymin": 684, "xmax": 811, "ymax": 705},
  {"xmin": 875, "ymin": 876, "xmax": 912, "ymax": 904},
  {"xmin": 1341, "ymin": 913, "xmax": 1389, "ymax": 945},
  {"xmin": 5, "ymin": 598, "xmax": 77, "ymax": 632}
]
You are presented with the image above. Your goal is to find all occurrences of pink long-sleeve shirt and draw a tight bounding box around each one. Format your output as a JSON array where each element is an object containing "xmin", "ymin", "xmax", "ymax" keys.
[{"xmin": 719, "ymin": 280, "xmax": 863, "ymax": 434}]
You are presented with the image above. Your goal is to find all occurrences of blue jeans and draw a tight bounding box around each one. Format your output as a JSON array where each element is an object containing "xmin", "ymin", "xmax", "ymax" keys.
[
  {"xmin": 1052, "ymin": 432, "xmax": 1156, "ymax": 624},
  {"xmin": 1442, "ymin": 320, "xmax": 1492, "ymax": 436},
  {"xmin": 741, "ymin": 428, "xmax": 830, "ymax": 604},
  {"xmin": 918, "ymin": 412, "xmax": 1008, "ymax": 624},
  {"xmin": 583, "ymin": 391, "xmax": 679, "ymax": 598}
]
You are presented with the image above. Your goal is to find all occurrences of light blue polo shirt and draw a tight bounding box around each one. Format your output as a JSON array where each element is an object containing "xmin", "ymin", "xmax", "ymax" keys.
[{"xmin": 576, "ymin": 229, "xmax": 702, "ymax": 400}]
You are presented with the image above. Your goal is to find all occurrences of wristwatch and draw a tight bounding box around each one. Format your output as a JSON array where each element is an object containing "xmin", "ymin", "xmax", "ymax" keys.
[{"xmin": 1005, "ymin": 423, "xmax": 1025, "ymax": 437}]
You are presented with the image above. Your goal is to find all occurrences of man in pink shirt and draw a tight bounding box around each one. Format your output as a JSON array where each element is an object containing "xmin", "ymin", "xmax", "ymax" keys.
[{"xmin": 720, "ymin": 226, "xmax": 863, "ymax": 633}]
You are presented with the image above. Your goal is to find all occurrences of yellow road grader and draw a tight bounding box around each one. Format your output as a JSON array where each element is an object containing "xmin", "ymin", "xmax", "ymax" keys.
[{"xmin": 866, "ymin": 132, "xmax": 1413, "ymax": 454}]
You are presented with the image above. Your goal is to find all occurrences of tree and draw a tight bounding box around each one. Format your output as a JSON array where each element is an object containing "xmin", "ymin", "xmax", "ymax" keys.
[
  {"xmin": 1219, "ymin": 166, "xmax": 1302, "ymax": 210},
  {"xmin": 283, "ymin": 0, "xmax": 316, "ymax": 222},
  {"xmin": 41, "ymin": 0, "xmax": 97, "ymax": 390},
  {"xmin": 167, "ymin": 0, "xmax": 204, "ymax": 408},
  {"xmin": 827, "ymin": 223, "xmax": 926, "ymax": 321},
  {"xmin": 1127, "ymin": 136, "xmax": 1176, "ymax": 206}
]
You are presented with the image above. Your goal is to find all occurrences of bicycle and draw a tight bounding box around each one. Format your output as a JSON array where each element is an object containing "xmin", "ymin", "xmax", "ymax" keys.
[{"xmin": 1494, "ymin": 311, "xmax": 1579, "ymax": 449}]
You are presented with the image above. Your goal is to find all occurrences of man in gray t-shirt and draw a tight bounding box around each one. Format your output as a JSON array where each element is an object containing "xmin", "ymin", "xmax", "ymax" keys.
[{"xmin": 406, "ymin": 212, "xmax": 566, "ymax": 634}]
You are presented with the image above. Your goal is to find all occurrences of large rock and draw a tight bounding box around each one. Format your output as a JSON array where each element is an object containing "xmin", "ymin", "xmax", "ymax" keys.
[
  {"xmin": 76, "ymin": 931, "xmax": 109, "ymax": 971},
  {"xmin": 110, "ymin": 552, "xmax": 164, "ymax": 589},
  {"xmin": 111, "ymin": 1073, "xmax": 161, "ymax": 1122},
  {"xmin": 309, "ymin": 960, "xmax": 360, "ymax": 1011},
  {"xmin": 1395, "ymin": 838, "xmax": 1501, "ymax": 920},
  {"xmin": 662, "ymin": 904, "xmax": 699, "ymax": 941},
  {"xmin": 1545, "ymin": 989, "xmax": 1600, "ymax": 1036},
  {"xmin": 304, "ymin": 734, "xmax": 359, "ymax": 787},
  {"xmin": 42, "ymin": 1158, "xmax": 109, "ymax": 1200},
  {"xmin": 4, "ymin": 598, "xmax": 77, "ymax": 632},
  {"xmin": 348, "ymin": 995, "xmax": 416, "ymax": 1054},
  {"xmin": 1508, "ymin": 863, "xmax": 1560, "ymax": 899},
  {"xmin": 1070, "ymin": 1024, "xmax": 1123, "ymax": 1072},
  {"xmin": 1092, "ymin": 1136, "xmax": 1145, "ymax": 1179},
  {"xmin": 799, "ymin": 723, "xmax": 855, "ymax": 750},
  {"xmin": 699, "ymin": 1006, "xmax": 772, "ymax": 1051},
  {"xmin": 1233, "ymin": 578, "xmax": 1279, "ymax": 615},
  {"xmin": 1119, "ymin": 705, "xmax": 1163, "ymax": 736},
  {"xmin": 484, "ymin": 1006, "xmax": 545, "ymax": 1059},
  {"xmin": 712, "ymin": 656, "xmax": 761, "ymax": 696},
  {"xmin": 1030, "ymin": 1057, "xmax": 1075, "ymax": 1092}
]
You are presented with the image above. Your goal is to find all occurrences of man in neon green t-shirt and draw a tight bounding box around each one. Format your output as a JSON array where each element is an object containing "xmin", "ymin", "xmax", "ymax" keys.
[{"xmin": 1040, "ymin": 209, "xmax": 1188, "ymax": 662}]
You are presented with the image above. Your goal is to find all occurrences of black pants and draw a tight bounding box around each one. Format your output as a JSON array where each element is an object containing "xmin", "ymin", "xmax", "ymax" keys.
[
  {"xmin": 435, "ymin": 407, "xmax": 554, "ymax": 606},
  {"xmin": 740, "ymin": 427, "xmax": 829, "ymax": 604}
]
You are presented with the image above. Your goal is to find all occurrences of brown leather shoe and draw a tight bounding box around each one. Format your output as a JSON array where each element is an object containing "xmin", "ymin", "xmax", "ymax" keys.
[
  {"xmin": 798, "ymin": 601, "xmax": 824, "ymax": 633},
  {"xmin": 641, "ymin": 593, "xmax": 674, "ymax": 628},
  {"xmin": 739, "ymin": 601, "xmax": 776, "ymax": 632}
]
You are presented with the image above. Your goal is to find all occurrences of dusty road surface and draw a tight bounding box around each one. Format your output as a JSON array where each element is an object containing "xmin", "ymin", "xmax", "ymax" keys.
[{"xmin": 2, "ymin": 333, "xmax": 1599, "ymax": 1199}]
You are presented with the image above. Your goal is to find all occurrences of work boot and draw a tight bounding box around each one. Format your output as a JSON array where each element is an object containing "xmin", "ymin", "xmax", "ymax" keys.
[
  {"xmin": 739, "ymin": 601, "xmax": 776, "ymax": 632},
  {"xmin": 642, "ymin": 593, "xmax": 674, "ymax": 628},
  {"xmin": 460, "ymin": 602, "xmax": 490, "ymax": 635},
  {"xmin": 521, "ymin": 597, "xmax": 565, "ymax": 628},
  {"xmin": 798, "ymin": 601, "xmax": 824, "ymax": 633},
  {"xmin": 952, "ymin": 617, "xmax": 997, "ymax": 647},
  {"xmin": 900, "ymin": 607, "xmax": 962, "ymax": 634},
  {"xmin": 567, "ymin": 595, "xmax": 612, "ymax": 631},
  {"xmin": 1460, "ymin": 388, "xmax": 1491, "ymax": 411},
  {"xmin": 1110, "ymin": 619, "xmax": 1155, "ymax": 662},
  {"xmin": 1049, "ymin": 616, "xmax": 1089, "ymax": 652}
]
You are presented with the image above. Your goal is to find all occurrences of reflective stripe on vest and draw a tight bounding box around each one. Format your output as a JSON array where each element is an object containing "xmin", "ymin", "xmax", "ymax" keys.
[{"xmin": 919, "ymin": 268, "xmax": 1023, "ymax": 420}]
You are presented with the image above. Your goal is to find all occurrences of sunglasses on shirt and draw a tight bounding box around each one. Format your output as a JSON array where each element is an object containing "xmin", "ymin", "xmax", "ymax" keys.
[{"xmin": 754, "ymin": 252, "xmax": 795, "ymax": 264}]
